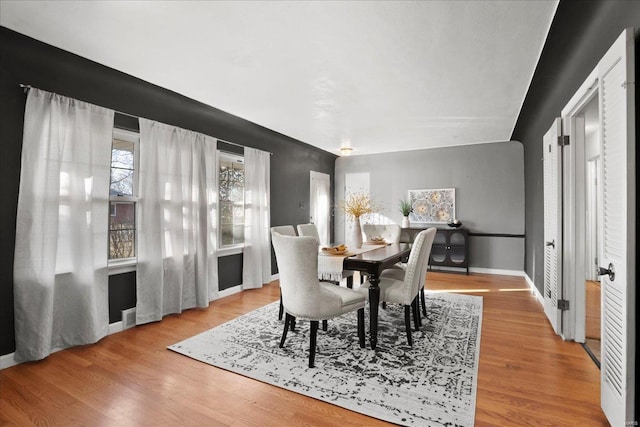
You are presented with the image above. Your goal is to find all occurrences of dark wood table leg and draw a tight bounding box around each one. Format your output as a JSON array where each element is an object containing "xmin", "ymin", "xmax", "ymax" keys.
[{"xmin": 367, "ymin": 273, "xmax": 380, "ymax": 350}]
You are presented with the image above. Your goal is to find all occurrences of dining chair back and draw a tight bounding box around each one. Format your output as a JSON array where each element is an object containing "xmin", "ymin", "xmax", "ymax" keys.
[
  {"xmin": 362, "ymin": 224, "xmax": 402, "ymax": 244},
  {"xmin": 271, "ymin": 233, "xmax": 366, "ymax": 367},
  {"xmin": 270, "ymin": 225, "xmax": 297, "ymax": 320},
  {"xmin": 271, "ymin": 225, "xmax": 296, "ymax": 237},
  {"xmin": 296, "ymin": 223, "xmax": 320, "ymax": 242},
  {"xmin": 402, "ymin": 228, "xmax": 436, "ymax": 305},
  {"xmin": 298, "ymin": 222, "xmax": 356, "ymax": 288}
]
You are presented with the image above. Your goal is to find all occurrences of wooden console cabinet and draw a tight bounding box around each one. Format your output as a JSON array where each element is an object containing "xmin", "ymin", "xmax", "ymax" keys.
[{"xmin": 400, "ymin": 227, "xmax": 469, "ymax": 274}]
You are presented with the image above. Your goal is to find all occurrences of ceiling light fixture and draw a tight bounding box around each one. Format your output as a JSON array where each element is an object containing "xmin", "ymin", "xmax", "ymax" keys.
[{"xmin": 340, "ymin": 146, "xmax": 353, "ymax": 156}]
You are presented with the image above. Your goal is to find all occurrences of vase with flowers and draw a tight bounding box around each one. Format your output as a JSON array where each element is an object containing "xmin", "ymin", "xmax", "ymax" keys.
[
  {"xmin": 340, "ymin": 191, "xmax": 378, "ymax": 249},
  {"xmin": 399, "ymin": 199, "xmax": 413, "ymax": 228}
]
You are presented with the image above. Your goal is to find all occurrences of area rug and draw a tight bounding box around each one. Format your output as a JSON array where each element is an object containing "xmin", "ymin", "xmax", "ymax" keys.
[{"xmin": 168, "ymin": 291, "xmax": 483, "ymax": 426}]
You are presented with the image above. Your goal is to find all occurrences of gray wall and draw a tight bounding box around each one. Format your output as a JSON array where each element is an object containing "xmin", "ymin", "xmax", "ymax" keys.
[
  {"xmin": 0, "ymin": 27, "xmax": 336, "ymax": 356},
  {"xmin": 335, "ymin": 141, "xmax": 524, "ymax": 271},
  {"xmin": 511, "ymin": 0, "xmax": 640, "ymax": 293}
]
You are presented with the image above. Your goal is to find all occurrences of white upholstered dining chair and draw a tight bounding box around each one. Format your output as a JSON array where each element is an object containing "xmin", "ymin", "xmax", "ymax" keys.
[
  {"xmin": 359, "ymin": 228, "xmax": 436, "ymax": 346},
  {"xmin": 358, "ymin": 223, "xmax": 403, "ymax": 285},
  {"xmin": 380, "ymin": 227, "xmax": 437, "ymax": 320},
  {"xmin": 270, "ymin": 225, "xmax": 297, "ymax": 320},
  {"xmin": 271, "ymin": 233, "xmax": 366, "ymax": 367},
  {"xmin": 296, "ymin": 223, "xmax": 320, "ymax": 242},
  {"xmin": 362, "ymin": 223, "xmax": 402, "ymax": 244},
  {"xmin": 297, "ymin": 223, "xmax": 355, "ymax": 288}
]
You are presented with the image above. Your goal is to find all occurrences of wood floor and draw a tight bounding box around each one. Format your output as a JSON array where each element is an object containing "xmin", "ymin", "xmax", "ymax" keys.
[{"xmin": 0, "ymin": 272, "xmax": 608, "ymax": 426}]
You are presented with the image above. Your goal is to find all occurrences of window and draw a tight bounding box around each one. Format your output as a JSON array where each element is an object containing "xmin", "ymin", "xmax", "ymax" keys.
[
  {"xmin": 219, "ymin": 152, "xmax": 245, "ymax": 248},
  {"xmin": 109, "ymin": 128, "xmax": 139, "ymax": 263}
]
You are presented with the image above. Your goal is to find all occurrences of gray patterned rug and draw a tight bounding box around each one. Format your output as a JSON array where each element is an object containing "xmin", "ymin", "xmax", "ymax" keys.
[{"xmin": 169, "ymin": 291, "xmax": 482, "ymax": 426}]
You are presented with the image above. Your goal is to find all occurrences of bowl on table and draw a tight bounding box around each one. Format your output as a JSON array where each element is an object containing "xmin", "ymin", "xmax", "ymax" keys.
[
  {"xmin": 321, "ymin": 245, "xmax": 348, "ymax": 255},
  {"xmin": 447, "ymin": 219, "xmax": 462, "ymax": 228},
  {"xmin": 368, "ymin": 236, "xmax": 386, "ymax": 244}
]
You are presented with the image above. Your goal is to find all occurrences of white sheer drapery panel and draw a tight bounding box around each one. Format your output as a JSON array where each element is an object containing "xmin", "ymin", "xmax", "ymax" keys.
[
  {"xmin": 13, "ymin": 88, "xmax": 114, "ymax": 362},
  {"xmin": 242, "ymin": 147, "xmax": 271, "ymax": 289},
  {"xmin": 136, "ymin": 119, "xmax": 219, "ymax": 324}
]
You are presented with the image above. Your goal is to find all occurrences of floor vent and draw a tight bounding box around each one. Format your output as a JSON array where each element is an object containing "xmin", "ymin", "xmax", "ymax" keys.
[{"xmin": 121, "ymin": 308, "xmax": 137, "ymax": 330}]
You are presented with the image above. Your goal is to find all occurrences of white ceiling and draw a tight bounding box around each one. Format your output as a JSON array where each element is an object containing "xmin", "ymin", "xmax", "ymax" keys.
[{"xmin": 0, "ymin": 0, "xmax": 557, "ymax": 156}]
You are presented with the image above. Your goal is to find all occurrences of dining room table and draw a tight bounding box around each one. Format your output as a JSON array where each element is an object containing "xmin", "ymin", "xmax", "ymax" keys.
[{"xmin": 318, "ymin": 242, "xmax": 412, "ymax": 350}]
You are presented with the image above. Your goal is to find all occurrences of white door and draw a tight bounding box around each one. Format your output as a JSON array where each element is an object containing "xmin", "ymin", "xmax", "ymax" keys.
[
  {"xmin": 542, "ymin": 118, "xmax": 563, "ymax": 334},
  {"xmin": 597, "ymin": 28, "xmax": 635, "ymax": 427},
  {"xmin": 310, "ymin": 171, "xmax": 330, "ymax": 246}
]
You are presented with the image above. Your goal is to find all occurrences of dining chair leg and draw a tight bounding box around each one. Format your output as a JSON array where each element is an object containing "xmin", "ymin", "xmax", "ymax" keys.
[
  {"xmin": 346, "ymin": 275, "xmax": 353, "ymax": 289},
  {"xmin": 412, "ymin": 297, "xmax": 420, "ymax": 331},
  {"xmin": 278, "ymin": 294, "xmax": 284, "ymax": 320},
  {"xmin": 309, "ymin": 320, "xmax": 319, "ymax": 368},
  {"xmin": 290, "ymin": 316, "xmax": 296, "ymax": 331},
  {"xmin": 404, "ymin": 305, "xmax": 413, "ymax": 346},
  {"xmin": 322, "ymin": 320, "xmax": 328, "ymax": 331},
  {"xmin": 357, "ymin": 308, "xmax": 365, "ymax": 348},
  {"xmin": 420, "ymin": 288, "xmax": 427, "ymax": 317},
  {"xmin": 280, "ymin": 313, "xmax": 291, "ymax": 347}
]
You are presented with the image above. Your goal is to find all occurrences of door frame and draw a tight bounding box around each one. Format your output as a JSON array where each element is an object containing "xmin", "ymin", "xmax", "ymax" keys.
[
  {"xmin": 560, "ymin": 69, "xmax": 599, "ymax": 342},
  {"xmin": 560, "ymin": 28, "xmax": 636, "ymax": 426},
  {"xmin": 309, "ymin": 171, "xmax": 331, "ymax": 246}
]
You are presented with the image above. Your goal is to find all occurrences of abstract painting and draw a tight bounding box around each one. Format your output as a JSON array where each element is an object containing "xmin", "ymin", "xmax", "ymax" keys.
[{"xmin": 408, "ymin": 188, "xmax": 456, "ymax": 224}]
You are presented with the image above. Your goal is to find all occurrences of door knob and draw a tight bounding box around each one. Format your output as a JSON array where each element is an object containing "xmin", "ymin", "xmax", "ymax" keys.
[
  {"xmin": 596, "ymin": 263, "xmax": 615, "ymax": 281},
  {"xmin": 546, "ymin": 240, "xmax": 555, "ymax": 248}
]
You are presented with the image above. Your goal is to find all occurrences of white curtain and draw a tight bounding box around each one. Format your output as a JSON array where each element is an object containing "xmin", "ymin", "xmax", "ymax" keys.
[
  {"xmin": 14, "ymin": 89, "xmax": 114, "ymax": 362},
  {"xmin": 242, "ymin": 147, "xmax": 271, "ymax": 289},
  {"xmin": 136, "ymin": 119, "xmax": 218, "ymax": 324}
]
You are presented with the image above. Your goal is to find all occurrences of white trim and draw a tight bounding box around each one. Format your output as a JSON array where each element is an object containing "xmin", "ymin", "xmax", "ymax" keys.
[
  {"xmin": 1, "ymin": 319, "xmax": 128, "ymax": 370},
  {"xmin": 557, "ymin": 62, "xmax": 600, "ymax": 343},
  {"xmin": 109, "ymin": 321, "xmax": 123, "ymax": 334},
  {"xmin": 217, "ymin": 284, "xmax": 243, "ymax": 299},
  {"xmin": 108, "ymin": 258, "xmax": 137, "ymax": 275},
  {"xmin": 467, "ymin": 267, "xmax": 525, "ymax": 277},
  {"xmin": 0, "ymin": 353, "xmax": 18, "ymax": 370},
  {"xmin": 217, "ymin": 245, "xmax": 244, "ymax": 257},
  {"xmin": 524, "ymin": 273, "xmax": 544, "ymax": 306}
]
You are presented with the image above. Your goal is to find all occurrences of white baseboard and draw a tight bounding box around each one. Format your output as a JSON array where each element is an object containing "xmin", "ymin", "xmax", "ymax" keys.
[
  {"xmin": 216, "ymin": 275, "xmax": 278, "ymax": 300},
  {"xmin": 524, "ymin": 273, "xmax": 544, "ymax": 305},
  {"xmin": 0, "ymin": 352, "xmax": 18, "ymax": 370},
  {"xmin": 1, "ymin": 321, "xmax": 126, "ymax": 371},
  {"xmin": 109, "ymin": 321, "xmax": 123, "ymax": 335},
  {"xmin": 467, "ymin": 267, "xmax": 526, "ymax": 277},
  {"xmin": 217, "ymin": 284, "xmax": 243, "ymax": 299}
]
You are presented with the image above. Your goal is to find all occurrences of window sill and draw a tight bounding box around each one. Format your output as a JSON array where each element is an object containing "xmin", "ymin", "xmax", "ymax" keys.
[
  {"xmin": 218, "ymin": 245, "xmax": 244, "ymax": 257},
  {"xmin": 106, "ymin": 247, "xmax": 243, "ymax": 272},
  {"xmin": 109, "ymin": 258, "xmax": 137, "ymax": 275}
]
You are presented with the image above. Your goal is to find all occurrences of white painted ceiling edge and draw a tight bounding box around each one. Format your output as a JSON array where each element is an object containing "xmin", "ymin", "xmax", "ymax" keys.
[{"xmin": 0, "ymin": 0, "xmax": 558, "ymax": 156}]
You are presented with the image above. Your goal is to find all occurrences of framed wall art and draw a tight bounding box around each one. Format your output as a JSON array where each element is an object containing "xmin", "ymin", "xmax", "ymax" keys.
[{"xmin": 408, "ymin": 188, "xmax": 456, "ymax": 224}]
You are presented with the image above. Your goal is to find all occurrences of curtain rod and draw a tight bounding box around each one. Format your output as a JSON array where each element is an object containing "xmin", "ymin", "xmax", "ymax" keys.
[{"xmin": 19, "ymin": 84, "xmax": 273, "ymax": 155}]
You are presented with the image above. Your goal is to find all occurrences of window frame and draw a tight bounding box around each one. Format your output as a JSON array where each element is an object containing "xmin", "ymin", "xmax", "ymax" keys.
[
  {"xmin": 218, "ymin": 151, "xmax": 245, "ymax": 257},
  {"xmin": 108, "ymin": 127, "xmax": 140, "ymax": 274}
]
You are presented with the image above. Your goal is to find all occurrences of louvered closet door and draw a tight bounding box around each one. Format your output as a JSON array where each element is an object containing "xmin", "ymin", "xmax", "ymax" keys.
[
  {"xmin": 542, "ymin": 118, "xmax": 562, "ymax": 334},
  {"xmin": 598, "ymin": 28, "xmax": 635, "ymax": 427}
]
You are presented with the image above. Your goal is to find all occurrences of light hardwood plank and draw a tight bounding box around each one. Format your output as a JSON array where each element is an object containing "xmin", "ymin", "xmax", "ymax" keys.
[{"xmin": 0, "ymin": 273, "xmax": 607, "ymax": 426}]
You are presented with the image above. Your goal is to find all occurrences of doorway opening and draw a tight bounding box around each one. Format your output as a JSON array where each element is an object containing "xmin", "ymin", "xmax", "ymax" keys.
[{"xmin": 578, "ymin": 94, "xmax": 602, "ymax": 366}]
